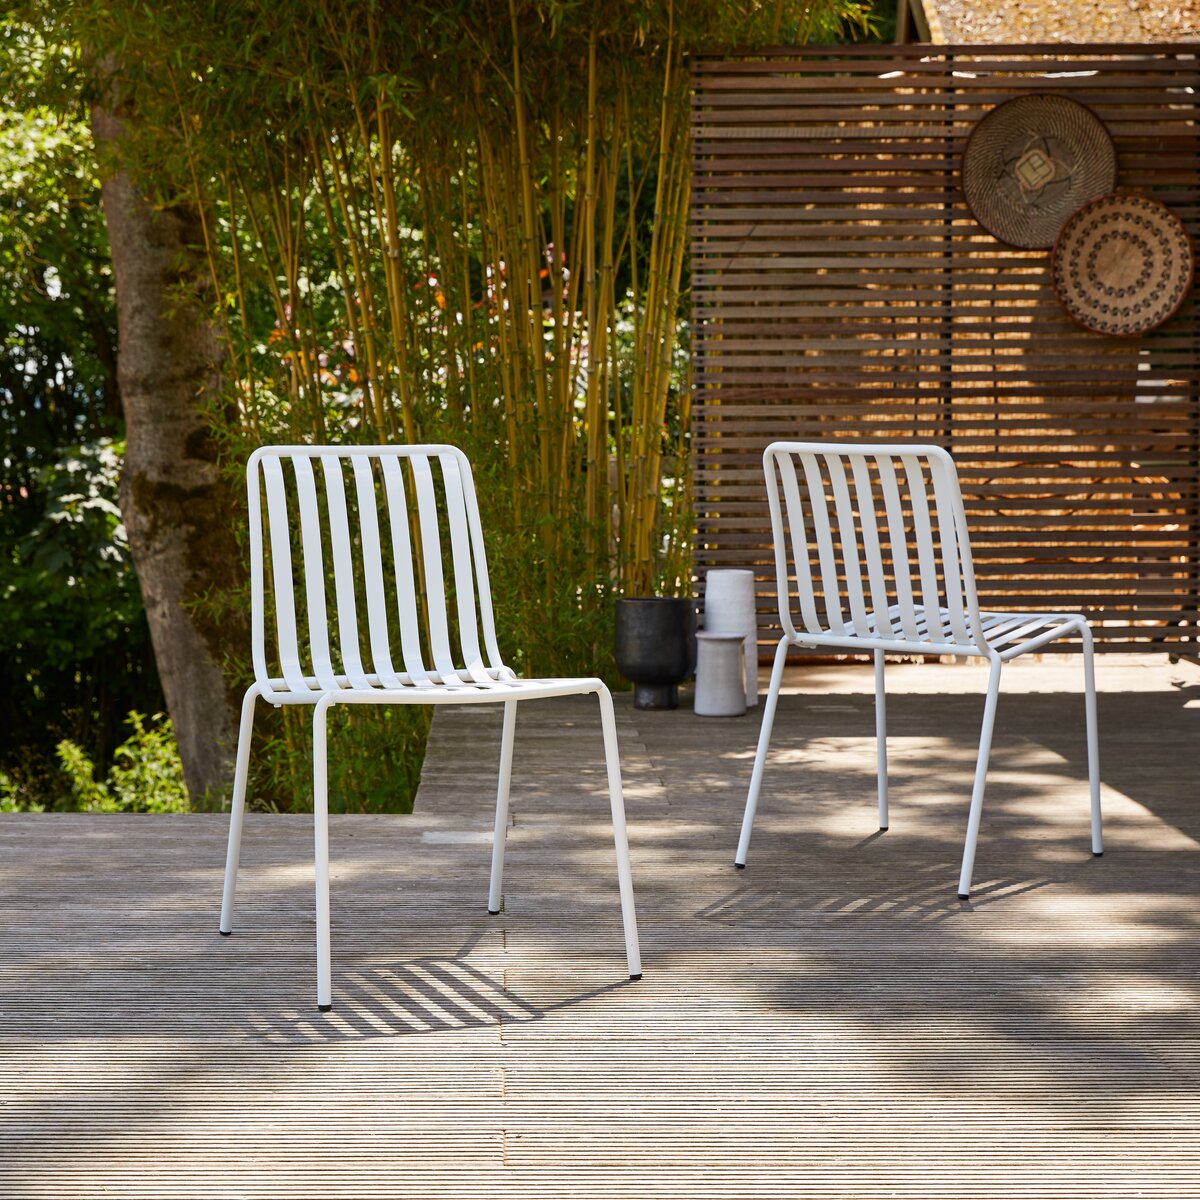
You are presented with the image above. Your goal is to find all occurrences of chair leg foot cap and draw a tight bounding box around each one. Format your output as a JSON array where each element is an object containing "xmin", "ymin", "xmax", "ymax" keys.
[
  {"xmin": 318, "ymin": 1004, "xmax": 333, "ymax": 1012},
  {"xmin": 958, "ymin": 893, "xmax": 970, "ymax": 901},
  {"xmin": 734, "ymin": 862, "xmax": 746, "ymax": 870},
  {"xmin": 218, "ymin": 929, "xmax": 232, "ymax": 937},
  {"xmin": 487, "ymin": 909, "xmax": 500, "ymax": 916},
  {"xmin": 1093, "ymin": 851, "xmax": 1104, "ymax": 857},
  {"xmin": 629, "ymin": 974, "xmax": 642, "ymax": 982},
  {"xmin": 879, "ymin": 825, "xmax": 889, "ymax": 832}
]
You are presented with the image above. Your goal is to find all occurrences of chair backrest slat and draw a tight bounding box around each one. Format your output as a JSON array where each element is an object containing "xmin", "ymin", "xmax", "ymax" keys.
[
  {"xmin": 775, "ymin": 455, "xmax": 822, "ymax": 635},
  {"xmin": 260, "ymin": 455, "xmax": 307, "ymax": 693},
  {"xmin": 438, "ymin": 454, "xmax": 490, "ymax": 683},
  {"xmin": 875, "ymin": 455, "xmax": 921, "ymax": 641},
  {"xmin": 291, "ymin": 456, "xmax": 339, "ymax": 691},
  {"xmin": 248, "ymin": 445, "xmax": 504, "ymax": 696},
  {"xmin": 901, "ymin": 455, "xmax": 946, "ymax": 637},
  {"xmin": 351, "ymin": 456, "xmax": 403, "ymax": 688},
  {"xmin": 321, "ymin": 456, "xmax": 372, "ymax": 689},
  {"xmin": 825, "ymin": 454, "xmax": 871, "ymax": 637},
  {"xmin": 379, "ymin": 455, "xmax": 432, "ymax": 685},
  {"xmin": 798, "ymin": 455, "xmax": 846, "ymax": 633},
  {"xmin": 849, "ymin": 456, "xmax": 895, "ymax": 639},
  {"xmin": 460, "ymin": 460, "xmax": 505, "ymax": 669},
  {"xmin": 764, "ymin": 442, "xmax": 985, "ymax": 653},
  {"xmin": 928, "ymin": 456, "xmax": 972, "ymax": 646},
  {"xmin": 409, "ymin": 453, "xmax": 459, "ymax": 684}
]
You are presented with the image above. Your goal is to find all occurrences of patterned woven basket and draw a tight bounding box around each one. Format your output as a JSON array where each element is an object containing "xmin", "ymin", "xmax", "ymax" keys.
[
  {"xmin": 1051, "ymin": 192, "xmax": 1194, "ymax": 337},
  {"xmin": 962, "ymin": 93, "xmax": 1117, "ymax": 249}
]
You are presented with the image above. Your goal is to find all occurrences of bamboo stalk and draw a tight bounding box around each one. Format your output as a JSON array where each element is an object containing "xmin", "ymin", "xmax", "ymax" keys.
[
  {"xmin": 371, "ymin": 113, "xmax": 416, "ymax": 444},
  {"xmin": 221, "ymin": 173, "xmax": 261, "ymax": 436},
  {"xmin": 581, "ymin": 27, "xmax": 601, "ymax": 544},
  {"xmin": 507, "ymin": 0, "xmax": 552, "ymax": 551},
  {"xmin": 319, "ymin": 119, "xmax": 386, "ymax": 438},
  {"xmin": 307, "ymin": 129, "xmax": 374, "ymax": 435}
]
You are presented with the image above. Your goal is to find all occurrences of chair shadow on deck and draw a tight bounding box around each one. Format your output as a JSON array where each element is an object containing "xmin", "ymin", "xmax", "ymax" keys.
[
  {"xmin": 694, "ymin": 867, "xmax": 1055, "ymax": 927},
  {"xmin": 242, "ymin": 932, "xmax": 633, "ymax": 1046}
]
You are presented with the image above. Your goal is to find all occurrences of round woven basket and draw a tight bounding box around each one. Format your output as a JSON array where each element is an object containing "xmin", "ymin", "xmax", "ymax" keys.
[
  {"xmin": 1050, "ymin": 192, "xmax": 1194, "ymax": 337},
  {"xmin": 962, "ymin": 93, "xmax": 1116, "ymax": 249}
]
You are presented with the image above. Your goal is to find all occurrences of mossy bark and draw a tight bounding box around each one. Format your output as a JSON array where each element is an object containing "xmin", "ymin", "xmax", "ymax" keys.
[{"xmin": 91, "ymin": 106, "xmax": 240, "ymax": 804}]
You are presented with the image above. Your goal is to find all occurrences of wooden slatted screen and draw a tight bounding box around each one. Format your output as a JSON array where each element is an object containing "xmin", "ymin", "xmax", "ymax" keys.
[{"xmin": 691, "ymin": 45, "xmax": 1200, "ymax": 652}]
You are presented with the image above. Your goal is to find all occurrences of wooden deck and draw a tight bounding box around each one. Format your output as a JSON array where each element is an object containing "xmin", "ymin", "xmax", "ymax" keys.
[{"xmin": 3, "ymin": 657, "xmax": 1200, "ymax": 1197}]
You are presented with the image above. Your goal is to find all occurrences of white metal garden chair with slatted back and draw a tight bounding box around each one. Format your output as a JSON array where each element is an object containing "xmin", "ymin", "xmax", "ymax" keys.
[
  {"xmin": 736, "ymin": 442, "xmax": 1102, "ymax": 899},
  {"xmin": 218, "ymin": 445, "xmax": 641, "ymax": 1010}
]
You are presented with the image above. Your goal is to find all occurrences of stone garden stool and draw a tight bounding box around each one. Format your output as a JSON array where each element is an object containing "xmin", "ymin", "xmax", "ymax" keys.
[{"xmin": 693, "ymin": 632, "xmax": 748, "ymax": 717}]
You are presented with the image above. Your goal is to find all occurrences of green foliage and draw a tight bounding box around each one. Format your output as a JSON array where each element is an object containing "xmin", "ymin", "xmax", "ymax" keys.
[
  {"xmin": 4, "ymin": 440, "xmax": 135, "ymax": 673},
  {"xmin": 2, "ymin": 1, "xmax": 880, "ymax": 815},
  {"xmin": 0, "ymin": 32, "xmax": 119, "ymax": 456},
  {"xmin": 0, "ymin": 436, "xmax": 162, "ymax": 803},
  {"xmin": 0, "ymin": 27, "xmax": 163, "ymax": 805},
  {"xmin": 0, "ymin": 771, "xmax": 43, "ymax": 813},
  {"xmin": 247, "ymin": 705, "xmax": 432, "ymax": 815},
  {"xmin": 55, "ymin": 711, "xmax": 189, "ymax": 813}
]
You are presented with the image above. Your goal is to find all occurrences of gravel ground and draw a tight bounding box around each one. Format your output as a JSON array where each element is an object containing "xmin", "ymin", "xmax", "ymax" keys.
[{"xmin": 922, "ymin": 0, "xmax": 1200, "ymax": 43}]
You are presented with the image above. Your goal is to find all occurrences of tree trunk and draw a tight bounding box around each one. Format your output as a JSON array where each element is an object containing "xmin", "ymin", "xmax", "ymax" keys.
[{"xmin": 91, "ymin": 106, "xmax": 241, "ymax": 803}]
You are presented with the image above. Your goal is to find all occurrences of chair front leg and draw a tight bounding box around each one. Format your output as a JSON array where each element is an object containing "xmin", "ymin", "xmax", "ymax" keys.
[
  {"xmin": 219, "ymin": 683, "xmax": 263, "ymax": 935},
  {"xmin": 874, "ymin": 648, "xmax": 889, "ymax": 831},
  {"xmin": 596, "ymin": 686, "xmax": 642, "ymax": 980},
  {"xmin": 1081, "ymin": 623, "xmax": 1103, "ymax": 856},
  {"xmin": 488, "ymin": 699, "xmax": 518, "ymax": 914},
  {"xmin": 735, "ymin": 636, "xmax": 791, "ymax": 868},
  {"xmin": 313, "ymin": 695, "xmax": 335, "ymax": 1011},
  {"xmin": 959, "ymin": 656, "xmax": 1003, "ymax": 900}
]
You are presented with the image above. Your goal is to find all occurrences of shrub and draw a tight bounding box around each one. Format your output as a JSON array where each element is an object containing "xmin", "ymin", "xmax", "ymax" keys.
[{"xmin": 54, "ymin": 711, "xmax": 189, "ymax": 814}]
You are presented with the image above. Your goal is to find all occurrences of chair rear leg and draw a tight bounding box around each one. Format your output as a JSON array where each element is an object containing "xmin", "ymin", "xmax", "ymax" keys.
[
  {"xmin": 488, "ymin": 699, "xmax": 518, "ymax": 914},
  {"xmin": 736, "ymin": 637, "xmax": 791, "ymax": 868},
  {"xmin": 1082, "ymin": 625, "xmax": 1103, "ymax": 856},
  {"xmin": 959, "ymin": 657, "xmax": 1003, "ymax": 900},
  {"xmin": 874, "ymin": 648, "xmax": 889, "ymax": 831},
  {"xmin": 219, "ymin": 684, "xmax": 262, "ymax": 935},
  {"xmin": 313, "ymin": 697, "xmax": 335, "ymax": 1011},
  {"xmin": 596, "ymin": 686, "xmax": 642, "ymax": 980}
]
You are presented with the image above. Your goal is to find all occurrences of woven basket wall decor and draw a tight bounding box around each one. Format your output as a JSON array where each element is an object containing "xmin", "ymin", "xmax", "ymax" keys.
[
  {"xmin": 962, "ymin": 94, "xmax": 1117, "ymax": 249},
  {"xmin": 1050, "ymin": 193, "xmax": 1194, "ymax": 337}
]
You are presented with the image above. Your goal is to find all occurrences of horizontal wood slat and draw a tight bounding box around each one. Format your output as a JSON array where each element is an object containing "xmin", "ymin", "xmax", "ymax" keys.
[{"xmin": 690, "ymin": 45, "xmax": 1200, "ymax": 653}]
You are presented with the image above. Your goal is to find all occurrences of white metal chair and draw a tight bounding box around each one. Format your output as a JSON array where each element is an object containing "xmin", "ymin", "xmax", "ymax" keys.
[
  {"xmin": 219, "ymin": 444, "xmax": 641, "ymax": 1010},
  {"xmin": 736, "ymin": 442, "xmax": 1102, "ymax": 898}
]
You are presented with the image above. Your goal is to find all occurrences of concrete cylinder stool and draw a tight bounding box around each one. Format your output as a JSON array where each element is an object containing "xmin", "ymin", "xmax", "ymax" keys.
[
  {"xmin": 694, "ymin": 632, "xmax": 748, "ymax": 717},
  {"xmin": 703, "ymin": 569, "xmax": 758, "ymax": 707}
]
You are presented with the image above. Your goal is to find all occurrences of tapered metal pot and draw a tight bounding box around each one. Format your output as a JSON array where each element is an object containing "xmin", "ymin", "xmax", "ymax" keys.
[{"xmin": 614, "ymin": 597, "xmax": 697, "ymax": 710}]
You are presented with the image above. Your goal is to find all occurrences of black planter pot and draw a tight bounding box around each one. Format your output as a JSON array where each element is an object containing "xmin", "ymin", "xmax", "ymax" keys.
[{"xmin": 614, "ymin": 597, "xmax": 697, "ymax": 710}]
